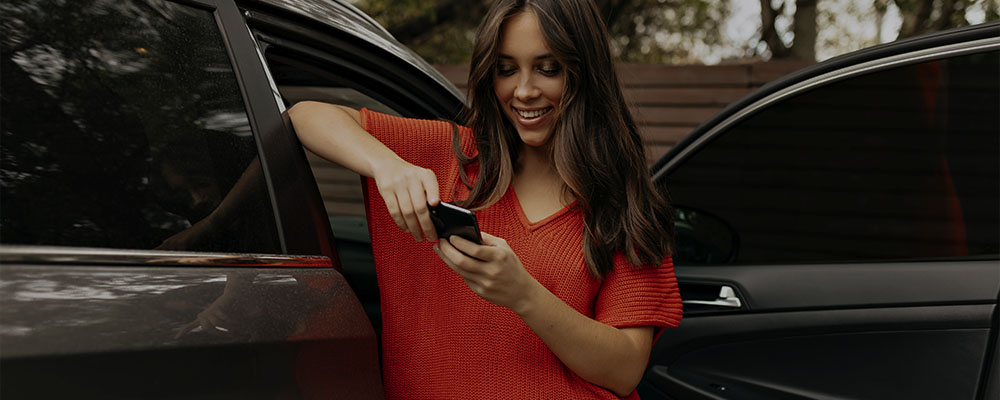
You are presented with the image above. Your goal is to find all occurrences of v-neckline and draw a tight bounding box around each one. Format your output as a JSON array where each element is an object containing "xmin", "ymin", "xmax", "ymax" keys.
[{"xmin": 509, "ymin": 184, "xmax": 578, "ymax": 231}]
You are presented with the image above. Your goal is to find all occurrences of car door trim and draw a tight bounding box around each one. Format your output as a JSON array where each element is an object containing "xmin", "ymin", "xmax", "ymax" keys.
[
  {"xmin": 652, "ymin": 36, "xmax": 1000, "ymax": 181},
  {"xmin": 0, "ymin": 245, "xmax": 332, "ymax": 268}
]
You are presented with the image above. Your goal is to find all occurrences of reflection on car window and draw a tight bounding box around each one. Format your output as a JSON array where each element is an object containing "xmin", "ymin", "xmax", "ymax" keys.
[
  {"xmin": 266, "ymin": 56, "xmax": 403, "ymax": 244},
  {"xmin": 1, "ymin": 0, "xmax": 281, "ymax": 253},
  {"xmin": 667, "ymin": 51, "xmax": 999, "ymax": 265}
]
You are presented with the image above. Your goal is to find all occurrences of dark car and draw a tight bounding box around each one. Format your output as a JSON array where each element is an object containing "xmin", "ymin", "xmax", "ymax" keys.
[
  {"xmin": 641, "ymin": 23, "xmax": 999, "ymax": 400},
  {"xmin": 1, "ymin": 0, "xmax": 459, "ymax": 398},
  {"xmin": 1, "ymin": 0, "xmax": 997, "ymax": 398}
]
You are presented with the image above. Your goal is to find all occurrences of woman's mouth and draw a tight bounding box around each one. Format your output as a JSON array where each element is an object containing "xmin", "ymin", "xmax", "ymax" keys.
[{"xmin": 512, "ymin": 106, "xmax": 553, "ymax": 127}]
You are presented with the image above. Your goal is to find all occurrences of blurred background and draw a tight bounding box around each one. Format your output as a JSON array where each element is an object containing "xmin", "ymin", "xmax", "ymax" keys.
[
  {"xmin": 350, "ymin": 0, "xmax": 999, "ymax": 65},
  {"xmin": 342, "ymin": 0, "xmax": 999, "ymax": 166}
]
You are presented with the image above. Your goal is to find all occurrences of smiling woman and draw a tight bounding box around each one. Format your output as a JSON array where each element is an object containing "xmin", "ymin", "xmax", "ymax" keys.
[{"xmin": 287, "ymin": 0, "xmax": 682, "ymax": 398}]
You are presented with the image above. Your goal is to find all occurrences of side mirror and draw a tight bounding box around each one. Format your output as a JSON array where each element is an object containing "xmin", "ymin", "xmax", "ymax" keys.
[{"xmin": 673, "ymin": 206, "xmax": 738, "ymax": 265}]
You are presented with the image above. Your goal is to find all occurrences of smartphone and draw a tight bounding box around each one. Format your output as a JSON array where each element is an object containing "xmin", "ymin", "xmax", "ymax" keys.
[{"xmin": 429, "ymin": 202, "xmax": 483, "ymax": 245}]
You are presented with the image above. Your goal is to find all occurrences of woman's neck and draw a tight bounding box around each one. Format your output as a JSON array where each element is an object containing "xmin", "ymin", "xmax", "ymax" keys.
[{"xmin": 514, "ymin": 142, "xmax": 573, "ymax": 205}]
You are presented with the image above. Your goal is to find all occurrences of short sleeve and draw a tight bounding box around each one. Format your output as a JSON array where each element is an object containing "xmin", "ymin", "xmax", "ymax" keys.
[
  {"xmin": 359, "ymin": 107, "xmax": 475, "ymax": 170},
  {"xmin": 594, "ymin": 255, "xmax": 683, "ymax": 341},
  {"xmin": 358, "ymin": 108, "xmax": 476, "ymax": 208}
]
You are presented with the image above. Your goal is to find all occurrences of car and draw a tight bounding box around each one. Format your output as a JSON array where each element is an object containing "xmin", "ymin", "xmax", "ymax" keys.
[
  {"xmin": 1, "ymin": 0, "xmax": 459, "ymax": 398},
  {"xmin": 640, "ymin": 22, "xmax": 999, "ymax": 400},
  {"xmin": 1, "ymin": 0, "xmax": 997, "ymax": 398}
]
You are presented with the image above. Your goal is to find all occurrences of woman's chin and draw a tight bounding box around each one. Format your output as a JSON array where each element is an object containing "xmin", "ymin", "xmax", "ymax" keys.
[
  {"xmin": 519, "ymin": 135, "xmax": 552, "ymax": 148},
  {"xmin": 516, "ymin": 128, "xmax": 554, "ymax": 148}
]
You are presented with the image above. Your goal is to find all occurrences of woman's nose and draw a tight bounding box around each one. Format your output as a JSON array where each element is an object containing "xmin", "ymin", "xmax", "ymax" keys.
[{"xmin": 514, "ymin": 76, "xmax": 540, "ymax": 101}]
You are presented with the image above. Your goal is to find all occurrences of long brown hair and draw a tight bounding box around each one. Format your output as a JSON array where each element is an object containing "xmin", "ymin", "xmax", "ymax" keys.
[{"xmin": 454, "ymin": 0, "xmax": 674, "ymax": 279}]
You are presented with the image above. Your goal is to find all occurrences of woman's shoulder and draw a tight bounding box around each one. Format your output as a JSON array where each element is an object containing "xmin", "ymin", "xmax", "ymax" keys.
[
  {"xmin": 360, "ymin": 108, "xmax": 468, "ymax": 134},
  {"xmin": 360, "ymin": 107, "xmax": 477, "ymax": 157}
]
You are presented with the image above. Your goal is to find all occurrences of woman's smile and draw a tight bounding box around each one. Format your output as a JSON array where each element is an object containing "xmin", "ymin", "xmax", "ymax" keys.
[{"xmin": 512, "ymin": 106, "xmax": 554, "ymax": 126}]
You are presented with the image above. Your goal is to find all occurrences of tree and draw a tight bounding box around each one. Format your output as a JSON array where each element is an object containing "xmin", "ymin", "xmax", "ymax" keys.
[
  {"xmin": 354, "ymin": 0, "xmax": 999, "ymax": 65},
  {"xmin": 758, "ymin": 0, "xmax": 998, "ymax": 61},
  {"xmin": 893, "ymin": 0, "xmax": 989, "ymax": 38},
  {"xmin": 760, "ymin": 0, "xmax": 818, "ymax": 60},
  {"xmin": 355, "ymin": 0, "xmax": 728, "ymax": 64}
]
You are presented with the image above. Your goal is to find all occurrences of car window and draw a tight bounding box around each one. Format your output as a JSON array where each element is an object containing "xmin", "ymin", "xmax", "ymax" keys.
[
  {"xmin": 1, "ymin": 0, "xmax": 281, "ymax": 253},
  {"xmin": 665, "ymin": 50, "xmax": 999, "ymax": 265},
  {"xmin": 266, "ymin": 55, "xmax": 406, "ymax": 244}
]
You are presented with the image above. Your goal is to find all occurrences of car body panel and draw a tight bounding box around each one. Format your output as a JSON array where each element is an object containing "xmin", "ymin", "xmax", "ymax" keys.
[{"xmin": 0, "ymin": 0, "xmax": 387, "ymax": 397}]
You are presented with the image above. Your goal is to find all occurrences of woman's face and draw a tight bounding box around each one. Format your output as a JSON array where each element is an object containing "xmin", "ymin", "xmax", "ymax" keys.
[{"xmin": 494, "ymin": 10, "xmax": 566, "ymax": 149}]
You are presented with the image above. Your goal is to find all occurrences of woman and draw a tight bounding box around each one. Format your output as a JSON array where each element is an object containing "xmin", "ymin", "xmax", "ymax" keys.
[{"xmin": 289, "ymin": 0, "xmax": 681, "ymax": 398}]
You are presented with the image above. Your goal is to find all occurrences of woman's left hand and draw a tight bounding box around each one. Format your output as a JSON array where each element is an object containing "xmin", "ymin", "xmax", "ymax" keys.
[{"xmin": 434, "ymin": 232, "xmax": 538, "ymax": 312}]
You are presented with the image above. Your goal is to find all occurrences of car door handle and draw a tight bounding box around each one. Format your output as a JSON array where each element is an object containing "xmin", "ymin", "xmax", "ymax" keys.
[{"xmin": 681, "ymin": 285, "xmax": 742, "ymax": 308}]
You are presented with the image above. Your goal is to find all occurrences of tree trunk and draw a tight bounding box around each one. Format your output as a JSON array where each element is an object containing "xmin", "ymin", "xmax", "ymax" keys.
[
  {"xmin": 791, "ymin": 0, "xmax": 817, "ymax": 61},
  {"xmin": 760, "ymin": 0, "xmax": 792, "ymax": 58},
  {"xmin": 897, "ymin": 0, "xmax": 935, "ymax": 38}
]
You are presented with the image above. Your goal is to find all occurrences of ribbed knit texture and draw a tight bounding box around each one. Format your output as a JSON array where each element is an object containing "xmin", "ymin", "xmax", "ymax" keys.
[{"xmin": 359, "ymin": 108, "xmax": 683, "ymax": 399}]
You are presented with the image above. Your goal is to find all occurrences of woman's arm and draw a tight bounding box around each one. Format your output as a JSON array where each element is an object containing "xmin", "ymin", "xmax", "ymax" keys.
[
  {"xmin": 434, "ymin": 233, "xmax": 654, "ymax": 396},
  {"xmin": 288, "ymin": 101, "xmax": 440, "ymax": 242},
  {"xmin": 288, "ymin": 102, "xmax": 393, "ymax": 179}
]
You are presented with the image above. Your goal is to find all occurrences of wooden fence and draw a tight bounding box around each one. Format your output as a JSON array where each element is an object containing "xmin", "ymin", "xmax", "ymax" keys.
[
  {"xmin": 434, "ymin": 61, "xmax": 810, "ymax": 163},
  {"xmin": 309, "ymin": 61, "xmax": 810, "ymax": 217}
]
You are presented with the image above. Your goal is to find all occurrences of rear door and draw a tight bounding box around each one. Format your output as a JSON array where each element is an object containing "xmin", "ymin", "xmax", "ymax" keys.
[
  {"xmin": 0, "ymin": 0, "xmax": 380, "ymax": 398},
  {"xmin": 639, "ymin": 30, "xmax": 1000, "ymax": 399},
  {"xmin": 238, "ymin": 4, "xmax": 466, "ymax": 335}
]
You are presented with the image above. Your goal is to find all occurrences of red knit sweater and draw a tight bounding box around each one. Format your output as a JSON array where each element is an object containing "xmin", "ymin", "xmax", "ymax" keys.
[{"xmin": 359, "ymin": 108, "xmax": 683, "ymax": 399}]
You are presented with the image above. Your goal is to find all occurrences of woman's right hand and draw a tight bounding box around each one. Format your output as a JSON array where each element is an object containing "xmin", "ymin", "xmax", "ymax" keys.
[{"xmin": 371, "ymin": 157, "xmax": 440, "ymax": 242}]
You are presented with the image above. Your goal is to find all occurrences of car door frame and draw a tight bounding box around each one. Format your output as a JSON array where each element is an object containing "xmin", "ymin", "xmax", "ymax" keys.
[{"xmin": 192, "ymin": 0, "xmax": 340, "ymax": 261}]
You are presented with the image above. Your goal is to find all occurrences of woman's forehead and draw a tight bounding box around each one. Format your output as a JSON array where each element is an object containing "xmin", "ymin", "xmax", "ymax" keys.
[{"xmin": 498, "ymin": 10, "xmax": 553, "ymax": 59}]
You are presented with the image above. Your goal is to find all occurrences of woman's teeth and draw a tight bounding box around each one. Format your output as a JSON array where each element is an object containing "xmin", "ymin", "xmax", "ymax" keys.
[{"xmin": 515, "ymin": 107, "xmax": 551, "ymax": 119}]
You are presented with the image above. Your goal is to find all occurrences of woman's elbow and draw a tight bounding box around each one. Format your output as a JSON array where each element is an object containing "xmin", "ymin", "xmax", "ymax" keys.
[
  {"xmin": 287, "ymin": 100, "xmax": 320, "ymax": 122},
  {"xmin": 609, "ymin": 372, "xmax": 643, "ymax": 398}
]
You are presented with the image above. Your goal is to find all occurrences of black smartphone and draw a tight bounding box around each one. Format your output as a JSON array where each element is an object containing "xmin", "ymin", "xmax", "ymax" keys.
[{"xmin": 428, "ymin": 202, "xmax": 483, "ymax": 245}]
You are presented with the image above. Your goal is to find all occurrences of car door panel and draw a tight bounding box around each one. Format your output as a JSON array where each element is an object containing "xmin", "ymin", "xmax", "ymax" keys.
[
  {"xmin": 657, "ymin": 264, "xmax": 996, "ymax": 400},
  {"xmin": 0, "ymin": 251, "xmax": 382, "ymax": 399},
  {"xmin": 677, "ymin": 262, "xmax": 998, "ymax": 311},
  {"xmin": 644, "ymin": 304, "xmax": 992, "ymax": 399}
]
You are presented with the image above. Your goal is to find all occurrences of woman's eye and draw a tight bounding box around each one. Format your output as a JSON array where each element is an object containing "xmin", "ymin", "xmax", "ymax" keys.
[
  {"xmin": 538, "ymin": 63, "xmax": 562, "ymax": 76},
  {"xmin": 497, "ymin": 64, "xmax": 516, "ymax": 76}
]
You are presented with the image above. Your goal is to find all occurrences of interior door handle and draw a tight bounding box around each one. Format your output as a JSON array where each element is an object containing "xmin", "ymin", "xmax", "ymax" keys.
[{"xmin": 681, "ymin": 285, "xmax": 742, "ymax": 308}]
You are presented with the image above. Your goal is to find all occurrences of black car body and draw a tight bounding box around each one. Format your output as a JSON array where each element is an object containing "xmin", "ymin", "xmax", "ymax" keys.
[
  {"xmin": 1, "ymin": 0, "xmax": 458, "ymax": 398},
  {"xmin": 643, "ymin": 23, "xmax": 999, "ymax": 400},
  {"xmin": 1, "ymin": 0, "xmax": 997, "ymax": 398}
]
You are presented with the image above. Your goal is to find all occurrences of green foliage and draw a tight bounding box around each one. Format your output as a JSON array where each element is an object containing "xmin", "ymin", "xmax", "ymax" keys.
[
  {"xmin": 354, "ymin": 0, "xmax": 999, "ymax": 65},
  {"xmin": 354, "ymin": 0, "xmax": 727, "ymax": 64}
]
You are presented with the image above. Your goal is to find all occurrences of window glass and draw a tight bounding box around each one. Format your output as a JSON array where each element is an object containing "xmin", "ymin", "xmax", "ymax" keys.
[
  {"xmin": 267, "ymin": 57, "xmax": 403, "ymax": 244},
  {"xmin": 1, "ymin": 0, "xmax": 281, "ymax": 253},
  {"xmin": 666, "ymin": 51, "xmax": 999, "ymax": 265}
]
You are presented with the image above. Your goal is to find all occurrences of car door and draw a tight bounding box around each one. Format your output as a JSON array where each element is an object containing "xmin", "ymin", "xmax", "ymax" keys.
[
  {"xmin": 0, "ymin": 0, "xmax": 381, "ymax": 398},
  {"xmin": 237, "ymin": 2, "xmax": 466, "ymax": 336},
  {"xmin": 639, "ymin": 24, "xmax": 1000, "ymax": 400}
]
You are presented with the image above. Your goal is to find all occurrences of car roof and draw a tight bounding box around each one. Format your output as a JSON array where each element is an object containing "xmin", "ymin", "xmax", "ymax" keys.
[{"xmin": 243, "ymin": 0, "xmax": 464, "ymax": 101}]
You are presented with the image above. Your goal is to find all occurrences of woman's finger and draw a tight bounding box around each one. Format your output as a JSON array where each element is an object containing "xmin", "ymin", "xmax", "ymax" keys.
[
  {"xmin": 422, "ymin": 169, "xmax": 441, "ymax": 207},
  {"xmin": 438, "ymin": 239, "xmax": 485, "ymax": 275},
  {"xmin": 395, "ymin": 191, "xmax": 423, "ymax": 241},
  {"xmin": 379, "ymin": 190, "xmax": 407, "ymax": 232},
  {"xmin": 447, "ymin": 235, "xmax": 489, "ymax": 261},
  {"xmin": 407, "ymin": 180, "xmax": 437, "ymax": 242}
]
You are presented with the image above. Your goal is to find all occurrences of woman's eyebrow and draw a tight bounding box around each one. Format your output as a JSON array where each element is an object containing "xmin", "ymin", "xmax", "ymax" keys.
[{"xmin": 498, "ymin": 53, "xmax": 556, "ymax": 60}]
